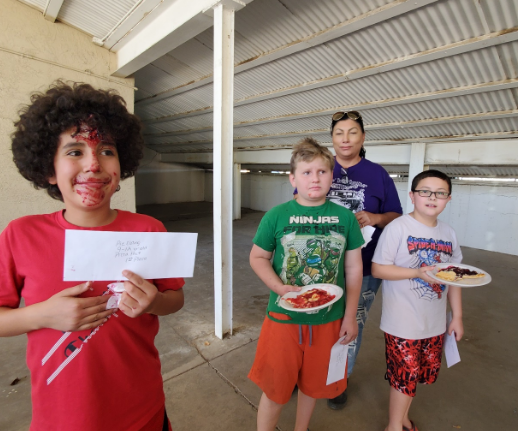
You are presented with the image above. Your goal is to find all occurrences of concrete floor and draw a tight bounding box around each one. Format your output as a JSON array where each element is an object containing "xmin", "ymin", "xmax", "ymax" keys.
[{"xmin": 1, "ymin": 205, "xmax": 517, "ymax": 430}]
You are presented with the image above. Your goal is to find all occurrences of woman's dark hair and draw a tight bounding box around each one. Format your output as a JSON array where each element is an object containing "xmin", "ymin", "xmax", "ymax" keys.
[
  {"xmin": 411, "ymin": 169, "xmax": 452, "ymax": 193},
  {"xmin": 11, "ymin": 80, "xmax": 144, "ymax": 201},
  {"xmin": 330, "ymin": 112, "xmax": 366, "ymax": 158}
]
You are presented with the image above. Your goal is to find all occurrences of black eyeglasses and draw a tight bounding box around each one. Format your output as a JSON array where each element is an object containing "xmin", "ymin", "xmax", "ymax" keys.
[
  {"xmin": 413, "ymin": 190, "xmax": 450, "ymax": 199},
  {"xmin": 332, "ymin": 111, "xmax": 362, "ymax": 122}
]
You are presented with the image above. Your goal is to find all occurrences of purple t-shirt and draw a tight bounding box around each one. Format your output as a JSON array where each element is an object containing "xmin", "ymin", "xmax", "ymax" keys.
[{"xmin": 327, "ymin": 158, "xmax": 403, "ymax": 275}]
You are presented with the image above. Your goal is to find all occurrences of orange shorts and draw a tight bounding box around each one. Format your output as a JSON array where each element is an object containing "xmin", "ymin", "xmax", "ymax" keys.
[{"xmin": 248, "ymin": 314, "xmax": 347, "ymax": 404}]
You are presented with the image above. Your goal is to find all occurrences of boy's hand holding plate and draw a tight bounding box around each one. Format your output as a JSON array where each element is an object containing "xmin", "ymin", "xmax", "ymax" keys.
[{"xmin": 426, "ymin": 263, "xmax": 492, "ymax": 287}]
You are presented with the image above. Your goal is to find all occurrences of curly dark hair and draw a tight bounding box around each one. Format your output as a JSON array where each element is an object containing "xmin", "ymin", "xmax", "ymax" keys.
[{"xmin": 11, "ymin": 80, "xmax": 144, "ymax": 201}]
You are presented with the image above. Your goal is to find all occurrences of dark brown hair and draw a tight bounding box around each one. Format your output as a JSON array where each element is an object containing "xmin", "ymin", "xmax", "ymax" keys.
[{"xmin": 12, "ymin": 81, "xmax": 144, "ymax": 201}]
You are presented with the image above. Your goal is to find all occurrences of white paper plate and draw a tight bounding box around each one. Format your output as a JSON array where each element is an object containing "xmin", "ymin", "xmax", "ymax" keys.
[
  {"xmin": 279, "ymin": 283, "xmax": 343, "ymax": 313},
  {"xmin": 426, "ymin": 263, "xmax": 492, "ymax": 287}
]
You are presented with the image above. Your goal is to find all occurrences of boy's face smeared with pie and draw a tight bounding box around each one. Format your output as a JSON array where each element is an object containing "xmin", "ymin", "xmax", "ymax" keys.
[{"xmin": 49, "ymin": 124, "xmax": 120, "ymax": 213}]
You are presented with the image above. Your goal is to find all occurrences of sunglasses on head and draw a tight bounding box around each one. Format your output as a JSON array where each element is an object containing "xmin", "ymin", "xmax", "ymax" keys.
[{"xmin": 332, "ymin": 111, "xmax": 362, "ymax": 122}]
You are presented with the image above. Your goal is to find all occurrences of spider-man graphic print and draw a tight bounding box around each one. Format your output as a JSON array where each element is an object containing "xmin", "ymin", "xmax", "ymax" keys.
[
  {"xmin": 407, "ymin": 236, "xmax": 453, "ymax": 301},
  {"xmin": 374, "ymin": 216, "xmax": 462, "ymax": 343},
  {"xmin": 384, "ymin": 332, "xmax": 445, "ymax": 396}
]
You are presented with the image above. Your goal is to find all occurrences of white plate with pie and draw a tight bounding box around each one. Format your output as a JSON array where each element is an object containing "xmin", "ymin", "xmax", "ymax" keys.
[
  {"xmin": 279, "ymin": 283, "xmax": 343, "ymax": 313},
  {"xmin": 426, "ymin": 263, "xmax": 492, "ymax": 287}
]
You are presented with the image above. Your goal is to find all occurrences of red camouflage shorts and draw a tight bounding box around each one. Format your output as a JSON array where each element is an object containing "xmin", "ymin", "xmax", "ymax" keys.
[{"xmin": 384, "ymin": 332, "xmax": 444, "ymax": 397}]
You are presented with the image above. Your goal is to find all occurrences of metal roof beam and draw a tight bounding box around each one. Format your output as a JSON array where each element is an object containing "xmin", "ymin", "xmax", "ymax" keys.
[
  {"xmin": 148, "ymin": 131, "xmax": 518, "ymax": 153},
  {"xmin": 158, "ymin": 139, "xmax": 518, "ymax": 166},
  {"xmin": 135, "ymin": 0, "xmax": 438, "ymax": 107},
  {"xmin": 158, "ymin": 145, "xmax": 412, "ymax": 165},
  {"xmin": 111, "ymin": 0, "xmax": 247, "ymax": 78},
  {"xmin": 141, "ymin": 28, "xmax": 518, "ymax": 124},
  {"xmin": 145, "ymin": 109, "xmax": 518, "ymax": 143},
  {"xmin": 43, "ymin": 0, "xmax": 64, "ymax": 22},
  {"xmin": 144, "ymin": 79, "xmax": 518, "ymax": 128},
  {"xmin": 148, "ymin": 130, "xmax": 518, "ymax": 154}
]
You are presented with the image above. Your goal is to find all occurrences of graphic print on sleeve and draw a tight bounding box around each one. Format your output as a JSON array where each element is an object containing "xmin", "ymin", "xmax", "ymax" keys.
[{"xmin": 407, "ymin": 236, "xmax": 453, "ymax": 301}]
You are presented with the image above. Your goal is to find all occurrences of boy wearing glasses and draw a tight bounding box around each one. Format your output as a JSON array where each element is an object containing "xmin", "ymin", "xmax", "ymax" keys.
[{"xmin": 371, "ymin": 170, "xmax": 463, "ymax": 431}]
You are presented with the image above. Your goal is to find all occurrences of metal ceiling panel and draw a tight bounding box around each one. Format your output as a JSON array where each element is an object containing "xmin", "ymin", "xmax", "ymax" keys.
[
  {"xmin": 142, "ymin": 86, "xmax": 517, "ymax": 141},
  {"xmin": 18, "ymin": 0, "xmax": 46, "ymax": 10},
  {"xmin": 480, "ymin": 0, "xmax": 518, "ymax": 30},
  {"xmin": 137, "ymin": 0, "xmax": 516, "ymax": 104},
  {"xmin": 276, "ymin": 0, "xmax": 391, "ymax": 31},
  {"xmin": 137, "ymin": 85, "xmax": 214, "ymax": 121},
  {"xmin": 59, "ymin": 0, "xmax": 139, "ymax": 40},
  {"xmin": 233, "ymin": 0, "xmax": 321, "ymax": 54},
  {"xmin": 165, "ymin": 37, "xmax": 214, "ymax": 77},
  {"xmin": 143, "ymin": 113, "xmax": 215, "ymax": 135},
  {"xmin": 145, "ymin": 113, "xmax": 518, "ymax": 148},
  {"xmin": 137, "ymin": 40, "xmax": 518, "ymax": 128},
  {"xmin": 16, "ymin": 0, "xmax": 518, "ymax": 165}
]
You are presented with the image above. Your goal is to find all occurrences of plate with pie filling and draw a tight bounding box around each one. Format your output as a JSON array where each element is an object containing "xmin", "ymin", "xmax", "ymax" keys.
[
  {"xmin": 426, "ymin": 263, "xmax": 492, "ymax": 287},
  {"xmin": 280, "ymin": 283, "xmax": 343, "ymax": 313}
]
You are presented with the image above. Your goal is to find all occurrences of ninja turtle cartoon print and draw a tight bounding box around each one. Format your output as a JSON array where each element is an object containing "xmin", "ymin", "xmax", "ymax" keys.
[{"xmin": 280, "ymin": 231, "xmax": 346, "ymax": 287}]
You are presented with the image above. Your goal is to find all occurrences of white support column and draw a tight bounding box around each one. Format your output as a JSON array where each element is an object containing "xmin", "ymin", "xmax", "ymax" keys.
[
  {"xmin": 406, "ymin": 143, "xmax": 427, "ymax": 214},
  {"xmin": 43, "ymin": 0, "xmax": 65, "ymax": 22},
  {"xmin": 213, "ymin": 2, "xmax": 236, "ymax": 339},
  {"xmin": 233, "ymin": 163, "xmax": 242, "ymax": 220}
]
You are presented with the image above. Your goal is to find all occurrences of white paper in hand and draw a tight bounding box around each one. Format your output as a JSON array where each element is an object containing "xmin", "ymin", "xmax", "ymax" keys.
[
  {"xmin": 444, "ymin": 311, "xmax": 461, "ymax": 368},
  {"xmin": 361, "ymin": 226, "xmax": 376, "ymax": 249},
  {"xmin": 326, "ymin": 336, "xmax": 350, "ymax": 385},
  {"xmin": 64, "ymin": 230, "xmax": 197, "ymax": 281}
]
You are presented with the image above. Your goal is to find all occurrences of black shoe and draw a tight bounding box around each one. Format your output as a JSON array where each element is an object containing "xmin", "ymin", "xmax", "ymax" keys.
[{"xmin": 327, "ymin": 389, "xmax": 347, "ymax": 410}]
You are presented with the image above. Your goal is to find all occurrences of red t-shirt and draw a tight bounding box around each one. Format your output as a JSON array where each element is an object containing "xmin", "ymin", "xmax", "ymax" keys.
[{"xmin": 0, "ymin": 210, "xmax": 184, "ymax": 431}]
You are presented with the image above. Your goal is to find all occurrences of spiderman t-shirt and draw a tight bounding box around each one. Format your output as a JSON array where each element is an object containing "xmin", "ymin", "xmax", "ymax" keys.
[{"xmin": 372, "ymin": 214, "xmax": 462, "ymax": 340}]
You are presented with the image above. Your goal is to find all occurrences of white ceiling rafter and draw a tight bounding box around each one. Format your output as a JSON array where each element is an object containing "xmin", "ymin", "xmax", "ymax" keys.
[
  {"xmin": 111, "ymin": 0, "xmax": 248, "ymax": 77},
  {"xmin": 43, "ymin": 0, "xmax": 64, "ymax": 22},
  {"xmin": 147, "ymin": 130, "xmax": 518, "ymax": 154},
  {"xmin": 157, "ymin": 139, "xmax": 518, "ymax": 166},
  {"xmin": 145, "ymin": 110, "xmax": 518, "ymax": 149},
  {"xmin": 134, "ymin": 0, "xmax": 439, "ymax": 108},
  {"xmin": 142, "ymin": 80, "xmax": 518, "ymax": 136}
]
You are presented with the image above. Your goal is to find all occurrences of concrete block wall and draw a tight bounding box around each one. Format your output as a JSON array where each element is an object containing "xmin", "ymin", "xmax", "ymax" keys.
[
  {"xmin": 239, "ymin": 174, "xmax": 518, "ymax": 256},
  {"xmin": 0, "ymin": 0, "xmax": 136, "ymax": 231},
  {"xmin": 141, "ymin": 169, "xmax": 518, "ymax": 255},
  {"xmin": 396, "ymin": 182, "xmax": 518, "ymax": 256},
  {"xmin": 135, "ymin": 149, "xmax": 205, "ymax": 205}
]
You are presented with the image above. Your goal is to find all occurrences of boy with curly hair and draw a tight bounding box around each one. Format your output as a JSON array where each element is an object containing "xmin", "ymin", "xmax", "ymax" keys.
[
  {"xmin": 248, "ymin": 137, "xmax": 364, "ymax": 431},
  {"xmin": 0, "ymin": 81, "xmax": 184, "ymax": 430}
]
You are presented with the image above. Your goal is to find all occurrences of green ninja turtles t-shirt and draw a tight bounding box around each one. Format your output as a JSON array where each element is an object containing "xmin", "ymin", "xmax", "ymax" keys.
[{"xmin": 253, "ymin": 199, "xmax": 364, "ymax": 325}]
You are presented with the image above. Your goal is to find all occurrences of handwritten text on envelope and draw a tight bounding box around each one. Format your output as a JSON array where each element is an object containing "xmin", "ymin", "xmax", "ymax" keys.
[{"xmin": 63, "ymin": 230, "xmax": 198, "ymax": 281}]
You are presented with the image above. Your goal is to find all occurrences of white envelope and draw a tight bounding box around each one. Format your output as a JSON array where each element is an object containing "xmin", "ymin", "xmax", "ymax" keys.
[
  {"xmin": 327, "ymin": 336, "xmax": 350, "ymax": 385},
  {"xmin": 63, "ymin": 230, "xmax": 198, "ymax": 281}
]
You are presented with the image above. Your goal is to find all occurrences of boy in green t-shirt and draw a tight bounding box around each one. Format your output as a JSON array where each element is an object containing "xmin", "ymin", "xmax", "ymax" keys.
[{"xmin": 248, "ymin": 137, "xmax": 364, "ymax": 431}]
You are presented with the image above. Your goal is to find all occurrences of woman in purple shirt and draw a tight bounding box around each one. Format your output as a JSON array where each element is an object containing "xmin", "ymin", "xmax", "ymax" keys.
[{"xmin": 327, "ymin": 111, "xmax": 403, "ymax": 409}]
